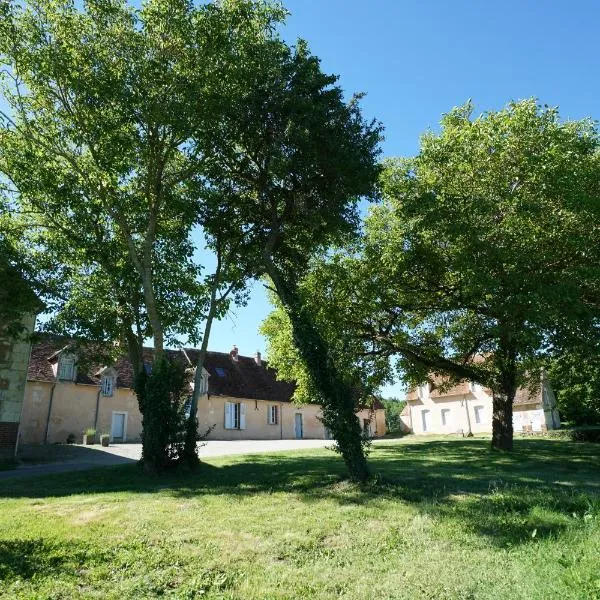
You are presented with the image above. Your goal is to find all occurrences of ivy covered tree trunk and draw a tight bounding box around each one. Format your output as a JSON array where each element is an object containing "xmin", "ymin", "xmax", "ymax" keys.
[{"xmin": 264, "ymin": 258, "xmax": 370, "ymax": 483}]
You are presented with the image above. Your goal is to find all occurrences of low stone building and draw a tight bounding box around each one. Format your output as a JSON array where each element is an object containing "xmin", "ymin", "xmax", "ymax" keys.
[
  {"xmin": 20, "ymin": 337, "xmax": 386, "ymax": 445},
  {"xmin": 401, "ymin": 374, "xmax": 560, "ymax": 436}
]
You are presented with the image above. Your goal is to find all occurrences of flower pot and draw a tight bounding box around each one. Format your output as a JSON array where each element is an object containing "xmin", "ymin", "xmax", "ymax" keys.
[
  {"xmin": 101, "ymin": 436, "xmax": 110, "ymax": 447},
  {"xmin": 83, "ymin": 434, "xmax": 95, "ymax": 445}
]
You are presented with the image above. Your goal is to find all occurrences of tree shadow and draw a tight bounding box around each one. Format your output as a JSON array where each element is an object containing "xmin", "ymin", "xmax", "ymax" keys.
[
  {"xmin": 1, "ymin": 438, "xmax": 598, "ymax": 550},
  {"xmin": 0, "ymin": 538, "xmax": 104, "ymax": 581}
]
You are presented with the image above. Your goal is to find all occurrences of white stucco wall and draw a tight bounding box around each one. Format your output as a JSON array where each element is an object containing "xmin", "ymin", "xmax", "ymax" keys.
[{"xmin": 406, "ymin": 379, "xmax": 559, "ymax": 436}]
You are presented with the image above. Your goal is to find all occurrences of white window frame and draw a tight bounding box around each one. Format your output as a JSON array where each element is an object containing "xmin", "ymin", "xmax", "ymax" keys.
[
  {"xmin": 58, "ymin": 356, "xmax": 75, "ymax": 381},
  {"xmin": 268, "ymin": 404, "xmax": 279, "ymax": 425},
  {"xmin": 421, "ymin": 409, "xmax": 430, "ymax": 432},
  {"xmin": 418, "ymin": 383, "xmax": 429, "ymax": 400},
  {"xmin": 101, "ymin": 374, "xmax": 115, "ymax": 397},
  {"xmin": 441, "ymin": 408, "xmax": 451, "ymax": 427},
  {"xmin": 474, "ymin": 405, "xmax": 485, "ymax": 425},
  {"xmin": 225, "ymin": 401, "xmax": 246, "ymax": 430}
]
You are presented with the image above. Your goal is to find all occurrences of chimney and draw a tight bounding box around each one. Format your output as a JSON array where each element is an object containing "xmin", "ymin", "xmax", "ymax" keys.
[
  {"xmin": 229, "ymin": 345, "xmax": 239, "ymax": 362},
  {"xmin": 254, "ymin": 351, "xmax": 262, "ymax": 367}
]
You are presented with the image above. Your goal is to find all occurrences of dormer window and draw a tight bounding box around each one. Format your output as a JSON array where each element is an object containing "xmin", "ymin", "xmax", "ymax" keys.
[
  {"xmin": 58, "ymin": 356, "xmax": 75, "ymax": 381},
  {"xmin": 101, "ymin": 373, "xmax": 115, "ymax": 397},
  {"xmin": 418, "ymin": 383, "xmax": 429, "ymax": 400}
]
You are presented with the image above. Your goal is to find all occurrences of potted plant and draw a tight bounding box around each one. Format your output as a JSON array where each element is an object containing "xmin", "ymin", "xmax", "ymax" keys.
[
  {"xmin": 82, "ymin": 428, "xmax": 96, "ymax": 445},
  {"xmin": 100, "ymin": 433, "xmax": 110, "ymax": 447}
]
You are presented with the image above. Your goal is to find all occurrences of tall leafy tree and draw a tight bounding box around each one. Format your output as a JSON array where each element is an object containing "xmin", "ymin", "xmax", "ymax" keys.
[
  {"xmin": 201, "ymin": 34, "xmax": 383, "ymax": 482},
  {"xmin": 261, "ymin": 100, "xmax": 600, "ymax": 452},
  {"xmin": 547, "ymin": 349, "xmax": 600, "ymax": 425},
  {"xmin": 355, "ymin": 100, "xmax": 600, "ymax": 450},
  {"xmin": 0, "ymin": 0, "xmax": 282, "ymax": 469}
]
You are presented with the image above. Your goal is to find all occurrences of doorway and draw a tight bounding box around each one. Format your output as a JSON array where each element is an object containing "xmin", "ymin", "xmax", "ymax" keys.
[
  {"xmin": 294, "ymin": 413, "xmax": 303, "ymax": 439},
  {"xmin": 111, "ymin": 411, "xmax": 127, "ymax": 442}
]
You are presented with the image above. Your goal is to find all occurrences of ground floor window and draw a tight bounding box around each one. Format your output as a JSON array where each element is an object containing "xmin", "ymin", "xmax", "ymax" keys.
[
  {"xmin": 225, "ymin": 401, "xmax": 246, "ymax": 430},
  {"xmin": 268, "ymin": 404, "xmax": 279, "ymax": 425},
  {"xmin": 421, "ymin": 409, "xmax": 431, "ymax": 432},
  {"xmin": 441, "ymin": 408, "xmax": 451, "ymax": 426},
  {"xmin": 474, "ymin": 405, "xmax": 485, "ymax": 424}
]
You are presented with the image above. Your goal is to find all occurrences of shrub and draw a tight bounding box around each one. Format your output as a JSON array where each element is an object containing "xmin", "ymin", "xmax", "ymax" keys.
[
  {"xmin": 542, "ymin": 427, "xmax": 600, "ymax": 443},
  {"xmin": 66, "ymin": 433, "xmax": 76, "ymax": 444},
  {"xmin": 569, "ymin": 426, "xmax": 600, "ymax": 443},
  {"xmin": 135, "ymin": 357, "xmax": 190, "ymax": 472},
  {"xmin": 83, "ymin": 428, "xmax": 96, "ymax": 437}
]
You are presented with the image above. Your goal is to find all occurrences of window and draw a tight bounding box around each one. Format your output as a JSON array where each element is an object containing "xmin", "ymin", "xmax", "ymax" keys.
[
  {"xmin": 474, "ymin": 405, "xmax": 485, "ymax": 424},
  {"xmin": 441, "ymin": 408, "xmax": 451, "ymax": 427},
  {"xmin": 215, "ymin": 367, "xmax": 227, "ymax": 378},
  {"xmin": 421, "ymin": 409, "xmax": 431, "ymax": 432},
  {"xmin": 58, "ymin": 356, "xmax": 75, "ymax": 380},
  {"xmin": 143, "ymin": 361, "xmax": 153, "ymax": 375},
  {"xmin": 418, "ymin": 383, "xmax": 429, "ymax": 400},
  {"xmin": 101, "ymin": 374, "xmax": 115, "ymax": 397},
  {"xmin": 0, "ymin": 389, "xmax": 7, "ymax": 403},
  {"xmin": 268, "ymin": 404, "xmax": 279, "ymax": 425},
  {"xmin": 224, "ymin": 401, "xmax": 246, "ymax": 430}
]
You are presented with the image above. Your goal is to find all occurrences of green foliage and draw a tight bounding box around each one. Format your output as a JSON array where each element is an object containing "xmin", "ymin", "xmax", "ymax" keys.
[
  {"xmin": 381, "ymin": 398, "xmax": 407, "ymax": 434},
  {"xmin": 83, "ymin": 428, "xmax": 96, "ymax": 438},
  {"xmin": 0, "ymin": 0, "xmax": 289, "ymax": 469},
  {"xmin": 197, "ymin": 14, "xmax": 382, "ymax": 481},
  {"xmin": 548, "ymin": 351, "xmax": 600, "ymax": 425},
  {"xmin": 135, "ymin": 357, "xmax": 190, "ymax": 472},
  {"xmin": 304, "ymin": 99, "xmax": 600, "ymax": 450},
  {"xmin": 569, "ymin": 426, "xmax": 600, "ymax": 443}
]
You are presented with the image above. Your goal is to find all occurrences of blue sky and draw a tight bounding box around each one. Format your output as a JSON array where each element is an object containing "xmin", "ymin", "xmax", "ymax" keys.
[{"xmin": 206, "ymin": 0, "xmax": 600, "ymax": 398}]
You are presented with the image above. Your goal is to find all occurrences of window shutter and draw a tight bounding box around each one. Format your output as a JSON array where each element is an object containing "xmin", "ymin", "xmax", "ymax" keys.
[
  {"xmin": 239, "ymin": 403, "xmax": 246, "ymax": 430},
  {"xmin": 224, "ymin": 402, "xmax": 233, "ymax": 429},
  {"xmin": 268, "ymin": 405, "xmax": 273, "ymax": 425}
]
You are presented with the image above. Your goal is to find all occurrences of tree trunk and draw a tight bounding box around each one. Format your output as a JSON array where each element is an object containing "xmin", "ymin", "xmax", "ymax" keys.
[
  {"xmin": 491, "ymin": 329, "xmax": 518, "ymax": 451},
  {"xmin": 140, "ymin": 268, "xmax": 164, "ymax": 358},
  {"xmin": 262, "ymin": 256, "xmax": 370, "ymax": 483},
  {"xmin": 181, "ymin": 289, "xmax": 218, "ymax": 467},
  {"xmin": 491, "ymin": 389, "xmax": 515, "ymax": 450}
]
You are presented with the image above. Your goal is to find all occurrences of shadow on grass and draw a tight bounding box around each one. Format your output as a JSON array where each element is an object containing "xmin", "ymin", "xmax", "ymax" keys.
[
  {"xmin": 0, "ymin": 538, "xmax": 104, "ymax": 581},
  {"xmin": 1, "ymin": 438, "xmax": 598, "ymax": 551}
]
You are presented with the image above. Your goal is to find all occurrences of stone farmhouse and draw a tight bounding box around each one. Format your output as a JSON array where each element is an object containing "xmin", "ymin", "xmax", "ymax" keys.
[
  {"xmin": 19, "ymin": 337, "xmax": 385, "ymax": 445},
  {"xmin": 401, "ymin": 374, "xmax": 560, "ymax": 436}
]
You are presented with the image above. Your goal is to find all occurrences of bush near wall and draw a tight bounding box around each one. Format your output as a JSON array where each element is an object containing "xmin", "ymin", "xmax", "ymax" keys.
[{"xmin": 542, "ymin": 426, "xmax": 600, "ymax": 443}]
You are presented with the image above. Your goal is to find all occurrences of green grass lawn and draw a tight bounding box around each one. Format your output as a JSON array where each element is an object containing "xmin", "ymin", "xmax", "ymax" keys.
[{"xmin": 0, "ymin": 437, "xmax": 599, "ymax": 599}]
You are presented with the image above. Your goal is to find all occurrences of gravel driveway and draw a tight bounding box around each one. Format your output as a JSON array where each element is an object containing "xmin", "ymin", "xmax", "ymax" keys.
[{"xmin": 0, "ymin": 439, "xmax": 336, "ymax": 480}]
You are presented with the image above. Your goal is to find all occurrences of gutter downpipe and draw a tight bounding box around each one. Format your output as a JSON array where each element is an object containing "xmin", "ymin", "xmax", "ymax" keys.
[
  {"xmin": 463, "ymin": 394, "xmax": 473, "ymax": 437},
  {"xmin": 43, "ymin": 380, "xmax": 57, "ymax": 445},
  {"xmin": 93, "ymin": 387, "xmax": 101, "ymax": 432}
]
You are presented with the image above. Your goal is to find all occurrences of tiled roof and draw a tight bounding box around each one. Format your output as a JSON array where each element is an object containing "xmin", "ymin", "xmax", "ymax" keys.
[
  {"xmin": 27, "ymin": 336, "xmax": 387, "ymax": 409},
  {"xmin": 406, "ymin": 375, "xmax": 542, "ymax": 406},
  {"xmin": 27, "ymin": 336, "xmax": 293, "ymax": 404}
]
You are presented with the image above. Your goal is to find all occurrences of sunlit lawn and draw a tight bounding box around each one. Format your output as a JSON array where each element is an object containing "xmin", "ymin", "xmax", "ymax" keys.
[{"xmin": 0, "ymin": 437, "xmax": 599, "ymax": 599}]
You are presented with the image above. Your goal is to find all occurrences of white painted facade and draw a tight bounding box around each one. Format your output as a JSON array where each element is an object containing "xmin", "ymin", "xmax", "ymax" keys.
[{"xmin": 402, "ymin": 376, "xmax": 560, "ymax": 435}]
